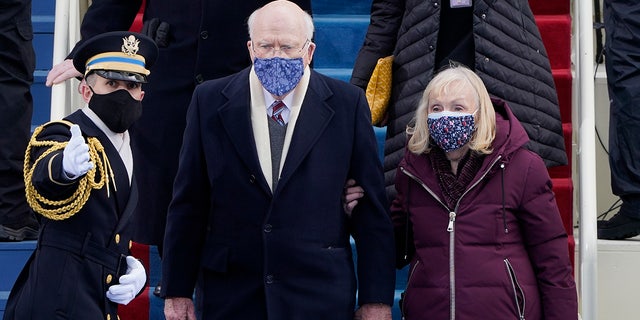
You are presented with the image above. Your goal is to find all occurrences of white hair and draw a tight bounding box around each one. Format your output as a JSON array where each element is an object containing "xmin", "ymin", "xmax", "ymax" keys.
[{"xmin": 247, "ymin": 0, "xmax": 314, "ymax": 40}]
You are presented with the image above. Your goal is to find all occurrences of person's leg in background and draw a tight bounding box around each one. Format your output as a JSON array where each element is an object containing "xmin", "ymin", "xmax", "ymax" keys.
[
  {"xmin": 598, "ymin": 0, "xmax": 640, "ymax": 240},
  {"xmin": 0, "ymin": 0, "xmax": 39, "ymax": 241}
]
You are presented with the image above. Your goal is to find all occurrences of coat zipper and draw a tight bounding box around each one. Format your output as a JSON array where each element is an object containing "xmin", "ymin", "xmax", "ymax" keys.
[{"xmin": 400, "ymin": 155, "xmax": 502, "ymax": 320}]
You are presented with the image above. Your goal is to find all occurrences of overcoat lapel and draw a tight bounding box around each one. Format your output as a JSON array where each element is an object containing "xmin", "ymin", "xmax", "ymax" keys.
[
  {"xmin": 277, "ymin": 74, "xmax": 334, "ymax": 192},
  {"xmin": 218, "ymin": 70, "xmax": 272, "ymax": 196}
]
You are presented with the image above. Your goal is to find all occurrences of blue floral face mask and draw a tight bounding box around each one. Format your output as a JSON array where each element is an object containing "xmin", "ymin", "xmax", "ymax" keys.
[
  {"xmin": 254, "ymin": 57, "xmax": 304, "ymax": 97},
  {"xmin": 427, "ymin": 111, "xmax": 476, "ymax": 152}
]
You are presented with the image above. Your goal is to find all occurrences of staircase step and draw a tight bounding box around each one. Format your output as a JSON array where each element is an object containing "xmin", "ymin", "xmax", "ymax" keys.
[
  {"xmin": 548, "ymin": 123, "xmax": 573, "ymax": 179},
  {"xmin": 0, "ymin": 241, "xmax": 36, "ymax": 317},
  {"xmin": 552, "ymin": 177, "xmax": 575, "ymax": 236},
  {"xmin": 536, "ymin": 14, "xmax": 572, "ymax": 70},
  {"xmin": 529, "ymin": 0, "xmax": 570, "ymax": 15},
  {"xmin": 553, "ymin": 68, "xmax": 573, "ymax": 124},
  {"xmin": 316, "ymin": 67, "xmax": 353, "ymax": 83},
  {"xmin": 32, "ymin": 71, "xmax": 51, "ymax": 129},
  {"xmin": 31, "ymin": 4, "xmax": 55, "ymax": 129},
  {"xmin": 313, "ymin": 14, "xmax": 370, "ymax": 69},
  {"xmin": 312, "ymin": 0, "xmax": 372, "ymax": 15},
  {"xmin": 578, "ymin": 237, "xmax": 640, "ymax": 319}
]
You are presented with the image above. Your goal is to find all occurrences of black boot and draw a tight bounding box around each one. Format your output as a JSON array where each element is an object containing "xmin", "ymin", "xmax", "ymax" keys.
[
  {"xmin": 598, "ymin": 210, "xmax": 640, "ymax": 240},
  {"xmin": 0, "ymin": 212, "xmax": 39, "ymax": 241}
]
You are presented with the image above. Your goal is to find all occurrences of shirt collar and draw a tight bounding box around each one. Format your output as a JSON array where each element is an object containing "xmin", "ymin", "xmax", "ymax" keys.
[
  {"xmin": 262, "ymin": 88, "xmax": 295, "ymax": 111},
  {"xmin": 81, "ymin": 106, "xmax": 127, "ymax": 145}
]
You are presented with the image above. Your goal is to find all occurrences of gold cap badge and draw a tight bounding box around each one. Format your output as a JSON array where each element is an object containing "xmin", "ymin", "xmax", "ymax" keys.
[{"xmin": 122, "ymin": 35, "xmax": 140, "ymax": 56}]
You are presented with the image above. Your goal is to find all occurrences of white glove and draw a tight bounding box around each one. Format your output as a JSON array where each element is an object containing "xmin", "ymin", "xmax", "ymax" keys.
[
  {"xmin": 62, "ymin": 124, "xmax": 94, "ymax": 178},
  {"xmin": 106, "ymin": 256, "xmax": 147, "ymax": 305}
]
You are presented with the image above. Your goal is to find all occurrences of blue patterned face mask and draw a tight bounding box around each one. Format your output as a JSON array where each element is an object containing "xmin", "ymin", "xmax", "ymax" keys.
[
  {"xmin": 427, "ymin": 111, "xmax": 476, "ymax": 152},
  {"xmin": 254, "ymin": 57, "xmax": 304, "ymax": 97}
]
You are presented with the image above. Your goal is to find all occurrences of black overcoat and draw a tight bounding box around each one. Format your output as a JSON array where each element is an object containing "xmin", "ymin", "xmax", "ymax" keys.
[{"xmin": 161, "ymin": 68, "xmax": 396, "ymax": 319}]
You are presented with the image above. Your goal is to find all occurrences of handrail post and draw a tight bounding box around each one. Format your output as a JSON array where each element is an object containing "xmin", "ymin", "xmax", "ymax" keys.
[
  {"xmin": 50, "ymin": 0, "xmax": 82, "ymax": 121},
  {"xmin": 575, "ymin": 0, "xmax": 598, "ymax": 319},
  {"xmin": 50, "ymin": 0, "xmax": 69, "ymax": 121}
]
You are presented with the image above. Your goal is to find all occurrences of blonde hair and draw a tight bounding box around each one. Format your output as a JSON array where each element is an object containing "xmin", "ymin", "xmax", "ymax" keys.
[{"xmin": 406, "ymin": 65, "xmax": 496, "ymax": 155}]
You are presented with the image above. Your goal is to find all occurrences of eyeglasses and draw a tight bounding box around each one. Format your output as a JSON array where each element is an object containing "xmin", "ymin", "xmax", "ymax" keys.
[{"xmin": 252, "ymin": 39, "xmax": 310, "ymax": 58}]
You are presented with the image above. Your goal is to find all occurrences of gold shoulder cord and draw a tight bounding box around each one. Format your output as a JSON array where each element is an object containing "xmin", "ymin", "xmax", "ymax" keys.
[{"xmin": 24, "ymin": 120, "xmax": 116, "ymax": 221}]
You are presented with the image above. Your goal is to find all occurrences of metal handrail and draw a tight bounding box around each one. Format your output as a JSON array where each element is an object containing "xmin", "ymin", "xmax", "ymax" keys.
[{"xmin": 575, "ymin": 0, "xmax": 598, "ymax": 319}]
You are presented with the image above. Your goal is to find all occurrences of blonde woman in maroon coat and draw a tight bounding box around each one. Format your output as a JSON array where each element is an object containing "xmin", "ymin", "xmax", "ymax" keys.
[{"xmin": 391, "ymin": 65, "xmax": 577, "ymax": 320}]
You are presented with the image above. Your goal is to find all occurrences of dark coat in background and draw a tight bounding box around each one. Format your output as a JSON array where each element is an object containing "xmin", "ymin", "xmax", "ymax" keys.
[
  {"xmin": 162, "ymin": 68, "xmax": 396, "ymax": 319},
  {"xmin": 4, "ymin": 111, "xmax": 137, "ymax": 320},
  {"xmin": 391, "ymin": 100, "xmax": 577, "ymax": 320},
  {"xmin": 351, "ymin": 0, "xmax": 567, "ymax": 199},
  {"xmin": 70, "ymin": 0, "xmax": 312, "ymax": 245}
]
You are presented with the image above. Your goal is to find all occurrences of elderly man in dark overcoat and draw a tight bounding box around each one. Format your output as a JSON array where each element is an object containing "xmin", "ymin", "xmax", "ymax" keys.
[{"xmin": 161, "ymin": 1, "xmax": 396, "ymax": 320}]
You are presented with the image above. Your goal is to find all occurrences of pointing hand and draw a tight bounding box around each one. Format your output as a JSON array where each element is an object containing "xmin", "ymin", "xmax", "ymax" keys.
[{"xmin": 62, "ymin": 124, "xmax": 94, "ymax": 178}]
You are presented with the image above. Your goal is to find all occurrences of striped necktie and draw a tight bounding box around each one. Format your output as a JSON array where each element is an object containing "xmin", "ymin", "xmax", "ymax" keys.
[{"xmin": 270, "ymin": 100, "xmax": 286, "ymax": 126}]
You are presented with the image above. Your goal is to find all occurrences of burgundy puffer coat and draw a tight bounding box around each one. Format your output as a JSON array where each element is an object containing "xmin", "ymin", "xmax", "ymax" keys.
[{"xmin": 391, "ymin": 100, "xmax": 577, "ymax": 320}]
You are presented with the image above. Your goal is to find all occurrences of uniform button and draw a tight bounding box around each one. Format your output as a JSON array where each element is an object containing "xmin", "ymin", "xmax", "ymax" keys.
[
  {"xmin": 115, "ymin": 234, "xmax": 120, "ymax": 244},
  {"xmin": 249, "ymin": 174, "xmax": 256, "ymax": 183},
  {"xmin": 428, "ymin": 45, "xmax": 434, "ymax": 50},
  {"xmin": 264, "ymin": 224, "xmax": 272, "ymax": 233},
  {"xmin": 481, "ymin": 13, "xmax": 487, "ymax": 19},
  {"xmin": 195, "ymin": 74, "xmax": 204, "ymax": 83},
  {"xmin": 265, "ymin": 274, "xmax": 274, "ymax": 284},
  {"xmin": 200, "ymin": 31, "xmax": 209, "ymax": 39},
  {"xmin": 106, "ymin": 274, "xmax": 113, "ymax": 284},
  {"xmin": 433, "ymin": 2, "xmax": 438, "ymax": 7},
  {"xmin": 106, "ymin": 314, "xmax": 111, "ymax": 320},
  {"xmin": 129, "ymin": 240, "xmax": 133, "ymax": 249},
  {"xmin": 484, "ymin": 57, "xmax": 490, "ymax": 62}
]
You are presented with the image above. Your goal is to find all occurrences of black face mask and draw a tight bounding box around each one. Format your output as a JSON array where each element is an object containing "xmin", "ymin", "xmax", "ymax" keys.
[{"xmin": 88, "ymin": 89, "xmax": 142, "ymax": 133}]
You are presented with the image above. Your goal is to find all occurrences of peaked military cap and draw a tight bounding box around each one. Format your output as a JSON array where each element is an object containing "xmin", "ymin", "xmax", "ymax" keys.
[{"xmin": 73, "ymin": 31, "xmax": 158, "ymax": 83}]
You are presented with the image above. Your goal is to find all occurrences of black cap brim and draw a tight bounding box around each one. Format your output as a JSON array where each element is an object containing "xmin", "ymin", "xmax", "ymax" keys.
[{"xmin": 93, "ymin": 70, "xmax": 147, "ymax": 83}]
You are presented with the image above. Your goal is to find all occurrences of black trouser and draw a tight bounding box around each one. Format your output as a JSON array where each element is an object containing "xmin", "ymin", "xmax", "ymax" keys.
[
  {"xmin": 0, "ymin": 0, "xmax": 35, "ymax": 225},
  {"xmin": 605, "ymin": 0, "xmax": 640, "ymax": 216}
]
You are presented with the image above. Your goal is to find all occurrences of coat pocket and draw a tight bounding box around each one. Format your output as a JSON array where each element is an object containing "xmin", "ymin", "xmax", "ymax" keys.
[
  {"xmin": 401, "ymin": 259, "xmax": 421, "ymax": 319},
  {"xmin": 503, "ymin": 258, "xmax": 526, "ymax": 320},
  {"xmin": 200, "ymin": 243, "xmax": 230, "ymax": 273}
]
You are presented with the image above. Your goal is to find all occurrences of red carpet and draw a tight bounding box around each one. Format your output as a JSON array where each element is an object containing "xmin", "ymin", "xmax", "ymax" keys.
[
  {"xmin": 118, "ymin": 242, "xmax": 151, "ymax": 319},
  {"xmin": 530, "ymin": 0, "xmax": 575, "ymax": 267}
]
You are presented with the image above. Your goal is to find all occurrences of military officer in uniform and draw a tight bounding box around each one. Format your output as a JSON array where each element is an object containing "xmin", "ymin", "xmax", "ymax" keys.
[{"xmin": 4, "ymin": 31, "xmax": 158, "ymax": 320}]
